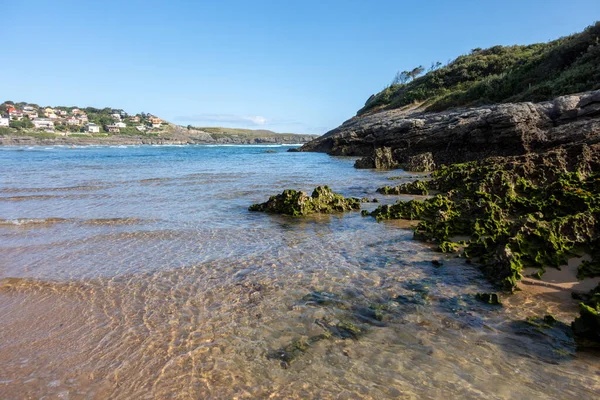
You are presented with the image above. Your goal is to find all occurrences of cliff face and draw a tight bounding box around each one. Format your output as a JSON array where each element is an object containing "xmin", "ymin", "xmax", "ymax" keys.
[{"xmin": 297, "ymin": 90, "xmax": 600, "ymax": 170}]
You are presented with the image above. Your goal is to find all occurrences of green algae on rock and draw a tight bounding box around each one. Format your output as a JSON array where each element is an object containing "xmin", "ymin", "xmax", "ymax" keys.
[
  {"xmin": 572, "ymin": 284, "xmax": 600, "ymax": 343},
  {"xmin": 376, "ymin": 180, "xmax": 429, "ymax": 195},
  {"xmin": 249, "ymin": 185, "xmax": 361, "ymax": 216},
  {"xmin": 475, "ymin": 293, "xmax": 502, "ymax": 306},
  {"xmin": 364, "ymin": 147, "xmax": 600, "ymax": 290}
]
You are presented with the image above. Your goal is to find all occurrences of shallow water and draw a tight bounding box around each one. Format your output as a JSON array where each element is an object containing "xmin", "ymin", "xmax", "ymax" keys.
[{"xmin": 0, "ymin": 145, "xmax": 598, "ymax": 399}]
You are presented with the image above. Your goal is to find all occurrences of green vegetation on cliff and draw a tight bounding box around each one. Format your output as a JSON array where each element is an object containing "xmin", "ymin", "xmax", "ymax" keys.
[{"xmin": 359, "ymin": 22, "xmax": 600, "ymax": 115}]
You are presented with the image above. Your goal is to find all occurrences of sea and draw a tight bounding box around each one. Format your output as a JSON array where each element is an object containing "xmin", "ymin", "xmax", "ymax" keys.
[{"xmin": 0, "ymin": 144, "xmax": 598, "ymax": 399}]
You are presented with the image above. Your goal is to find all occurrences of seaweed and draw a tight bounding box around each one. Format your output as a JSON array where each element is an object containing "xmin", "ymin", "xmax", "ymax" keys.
[
  {"xmin": 572, "ymin": 284, "xmax": 600, "ymax": 343},
  {"xmin": 475, "ymin": 292, "xmax": 502, "ymax": 306},
  {"xmin": 249, "ymin": 186, "xmax": 361, "ymax": 216},
  {"xmin": 376, "ymin": 180, "xmax": 429, "ymax": 195},
  {"xmin": 363, "ymin": 150, "xmax": 600, "ymax": 291}
]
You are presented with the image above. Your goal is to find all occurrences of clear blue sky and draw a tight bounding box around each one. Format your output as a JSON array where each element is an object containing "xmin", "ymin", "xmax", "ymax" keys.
[{"xmin": 2, "ymin": 0, "xmax": 599, "ymax": 134}]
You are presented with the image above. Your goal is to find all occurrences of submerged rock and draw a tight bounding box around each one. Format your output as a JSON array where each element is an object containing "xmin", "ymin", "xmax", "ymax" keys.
[
  {"xmin": 249, "ymin": 186, "xmax": 361, "ymax": 216},
  {"xmin": 475, "ymin": 293, "xmax": 502, "ymax": 306}
]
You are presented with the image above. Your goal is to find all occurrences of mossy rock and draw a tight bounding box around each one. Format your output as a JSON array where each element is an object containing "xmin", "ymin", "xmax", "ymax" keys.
[
  {"xmin": 376, "ymin": 180, "xmax": 429, "ymax": 195},
  {"xmin": 475, "ymin": 292, "xmax": 502, "ymax": 305},
  {"xmin": 439, "ymin": 241, "xmax": 460, "ymax": 253},
  {"xmin": 577, "ymin": 259, "xmax": 600, "ymax": 279},
  {"xmin": 249, "ymin": 186, "xmax": 361, "ymax": 216},
  {"xmin": 572, "ymin": 284, "xmax": 600, "ymax": 343},
  {"xmin": 363, "ymin": 148, "xmax": 600, "ymax": 290}
]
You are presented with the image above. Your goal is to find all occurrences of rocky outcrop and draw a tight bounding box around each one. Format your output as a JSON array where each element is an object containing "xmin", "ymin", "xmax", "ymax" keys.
[
  {"xmin": 354, "ymin": 147, "xmax": 398, "ymax": 169},
  {"xmin": 248, "ymin": 186, "xmax": 361, "ymax": 216},
  {"xmin": 296, "ymin": 90, "xmax": 600, "ymax": 171}
]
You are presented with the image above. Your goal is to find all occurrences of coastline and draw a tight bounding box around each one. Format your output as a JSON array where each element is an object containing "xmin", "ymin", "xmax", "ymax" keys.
[{"xmin": 0, "ymin": 134, "xmax": 317, "ymax": 147}]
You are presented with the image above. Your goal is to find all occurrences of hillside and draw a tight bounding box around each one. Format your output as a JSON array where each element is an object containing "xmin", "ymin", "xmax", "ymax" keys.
[
  {"xmin": 359, "ymin": 21, "xmax": 600, "ymax": 115},
  {"xmin": 0, "ymin": 102, "xmax": 317, "ymax": 145}
]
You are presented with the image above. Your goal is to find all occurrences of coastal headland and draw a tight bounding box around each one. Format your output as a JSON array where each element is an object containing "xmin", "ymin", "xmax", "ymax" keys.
[{"xmin": 272, "ymin": 23, "xmax": 600, "ymax": 345}]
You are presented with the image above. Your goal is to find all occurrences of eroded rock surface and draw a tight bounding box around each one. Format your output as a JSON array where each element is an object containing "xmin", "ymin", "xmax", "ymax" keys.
[{"xmin": 296, "ymin": 90, "xmax": 600, "ymax": 171}]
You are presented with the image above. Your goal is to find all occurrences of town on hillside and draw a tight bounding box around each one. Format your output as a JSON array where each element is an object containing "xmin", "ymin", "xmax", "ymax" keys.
[{"xmin": 0, "ymin": 102, "xmax": 164, "ymax": 135}]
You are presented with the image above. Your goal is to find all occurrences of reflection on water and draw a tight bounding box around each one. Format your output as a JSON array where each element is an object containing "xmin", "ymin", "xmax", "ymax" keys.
[{"xmin": 0, "ymin": 145, "xmax": 598, "ymax": 399}]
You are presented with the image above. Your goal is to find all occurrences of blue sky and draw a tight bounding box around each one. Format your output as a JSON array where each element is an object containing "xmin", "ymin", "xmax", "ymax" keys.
[{"xmin": 2, "ymin": 1, "xmax": 599, "ymax": 134}]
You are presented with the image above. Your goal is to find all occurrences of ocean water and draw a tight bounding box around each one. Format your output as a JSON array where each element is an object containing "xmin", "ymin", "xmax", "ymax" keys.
[{"xmin": 0, "ymin": 145, "xmax": 598, "ymax": 399}]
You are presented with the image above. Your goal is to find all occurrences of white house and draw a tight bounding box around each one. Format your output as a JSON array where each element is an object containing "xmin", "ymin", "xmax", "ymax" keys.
[
  {"xmin": 9, "ymin": 110, "xmax": 23, "ymax": 120},
  {"xmin": 111, "ymin": 113, "xmax": 122, "ymax": 121},
  {"xmin": 0, "ymin": 117, "xmax": 9, "ymax": 127},
  {"xmin": 115, "ymin": 122, "xmax": 127, "ymax": 128},
  {"xmin": 136, "ymin": 125, "xmax": 146, "ymax": 132},
  {"xmin": 106, "ymin": 124, "xmax": 120, "ymax": 133},
  {"xmin": 66, "ymin": 117, "xmax": 81, "ymax": 126},
  {"xmin": 33, "ymin": 118, "xmax": 54, "ymax": 131},
  {"xmin": 84, "ymin": 123, "xmax": 100, "ymax": 133}
]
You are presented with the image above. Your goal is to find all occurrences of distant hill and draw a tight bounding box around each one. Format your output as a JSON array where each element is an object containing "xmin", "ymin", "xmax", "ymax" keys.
[
  {"xmin": 359, "ymin": 21, "xmax": 600, "ymax": 115},
  {"xmin": 0, "ymin": 102, "xmax": 317, "ymax": 145},
  {"xmin": 190, "ymin": 126, "xmax": 311, "ymax": 142}
]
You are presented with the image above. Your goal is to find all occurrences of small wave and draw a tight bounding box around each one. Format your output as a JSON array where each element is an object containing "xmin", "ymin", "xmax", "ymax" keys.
[
  {"xmin": 0, "ymin": 217, "xmax": 143, "ymax": 227},
  {"xmin": 0, "ymin": 218, "xmax": 69, "ymax": 226},
  {"xmin": 0, "ymin": 195, "xmax": 57, "ymax": 201},
  {"xmin": 0, "ymin": 185, "xmax": 108, "ymax": 194},
  {"xmin": 139, "ymin": 177, "xmax": 172, "ymax": 183},
  {"xmin": 199, "ymin": 144, "xmax": 299, "ymax": 148},
  {"xmin": 81, "ymin": 218, "xmax": 143, "ymax": 225}
]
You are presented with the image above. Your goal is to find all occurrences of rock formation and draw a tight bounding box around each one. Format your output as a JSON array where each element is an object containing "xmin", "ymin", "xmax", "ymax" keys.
[
  {"xmin": 249, "ymin": 186, "xmax": 361, "ymax": 216},
  {"xmin": 296, "ymin": 90, "xmax": 600, "ymax": 171}
]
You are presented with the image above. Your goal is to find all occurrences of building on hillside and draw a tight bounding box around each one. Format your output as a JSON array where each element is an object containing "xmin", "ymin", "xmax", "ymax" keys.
[
  {"xmin": 47, "ymin": 113, "xmax": 59, "ymax": 120},
  {"xmin": 114, "ymin": 122, "xmax": 127, "ymax": 128},
  {"xmin": 57, "ymin": 110, "xmax": 67, "ymax": 116},
  {"xmin": 0, "ymin": 117, "xmax": 9, "ymax": 127},
  {"xmin": 27, "ymin": 113, "xmax": 39, "ymax": 120},
  {"xmin": 149, "ymin": 117, "xmax": 162, "ymax": 128},
  {"xmin": 106, "ymin": 124, "xmax": 120, "ymax": 133},
  {"xmin": 33, "ymin": 118, "xmax": 54, "ymax": 131},
  {"xmin": 43, "ymin": 107, "xmax": 55, "ymax": 116},
  {"xmin": 78, "ymin": 114, "xmax": 88, "ymax": 122},
  {"xmin": 9, "ymin": 110, "xmax": 23, "ymax": 120},
  {"xmin": 6, "ymin": 106, "xmax": 17, "ymax": 114},
  {"xmin": 72, "ymin": 108, "xmax": 82, "ymax": 115},
  {"xmin": 84, "ymin": 123, "xmax": 100, "ymax": 133},
  {"xmin": 111, "ymin": 113, "xmax": 122, "ymax": 121},
  {"xmin": 23, "ymin": 105, "xmax": 35, "ymax": 112},
  {"xmin": 136, "ymin": 125, "xmax": 146, "ymax": 132},
  {"xmin": 129, "ymin": 116, "xmax": 140, "ymax": 123},
  {"xmin": 66, "ymin": 117, "xmax": 81, "ymax": 126},
  {"xmin": 23, "ymin": 109, "xmax": 37, "ymax": 117}
]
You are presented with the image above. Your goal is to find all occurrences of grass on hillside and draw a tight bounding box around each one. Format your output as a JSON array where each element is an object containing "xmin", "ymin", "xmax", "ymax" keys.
[{"xmin": 359, "ymin": 22, "xmax": 600, "ymax": 115}]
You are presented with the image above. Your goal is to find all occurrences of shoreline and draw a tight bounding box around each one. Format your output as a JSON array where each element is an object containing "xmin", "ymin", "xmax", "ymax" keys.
[{"xmin": 0, "ymin": 135, "xmax": 316, "ymax": 147}]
